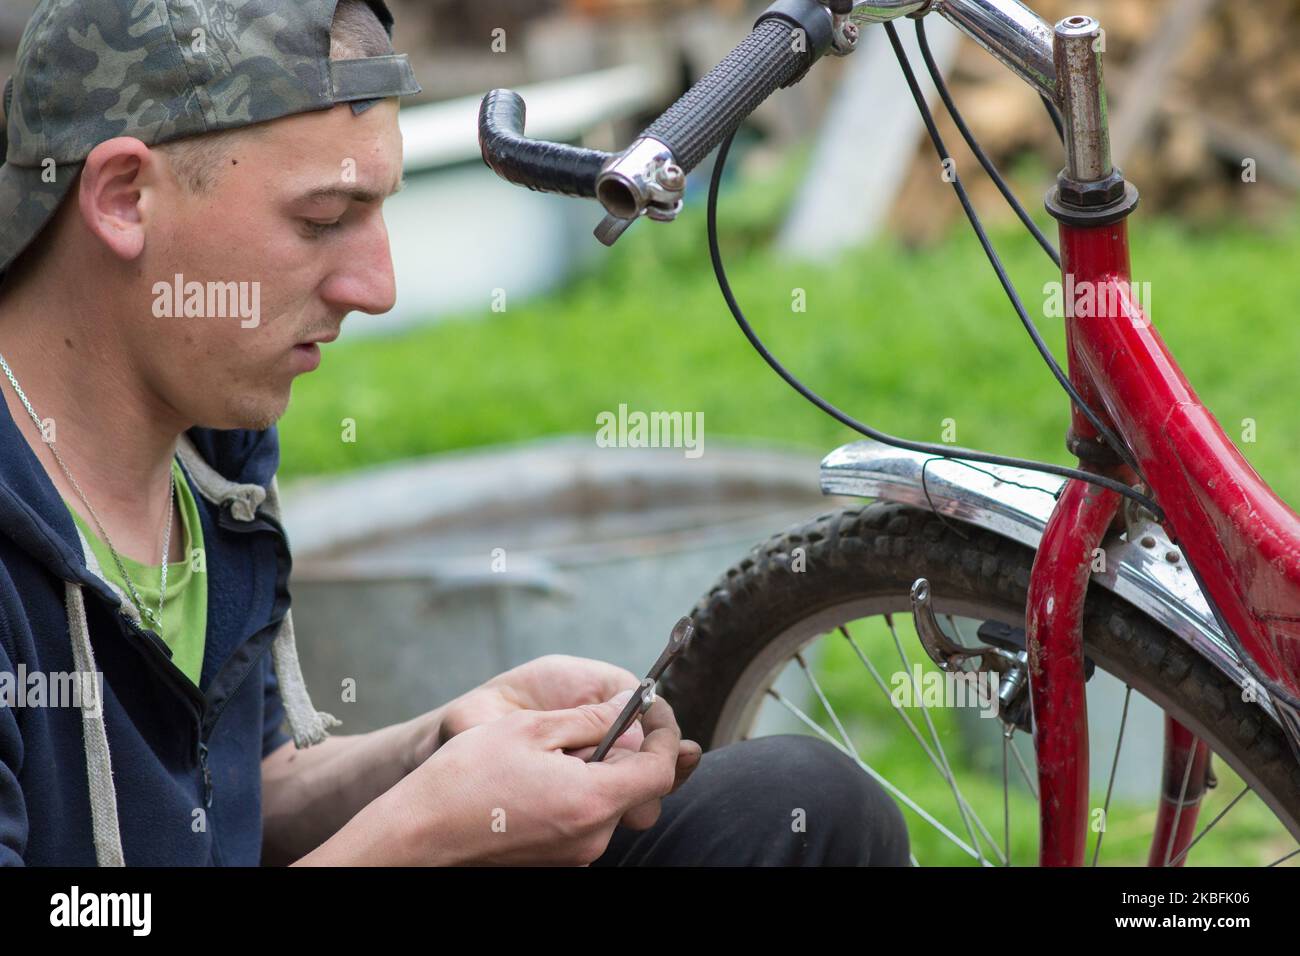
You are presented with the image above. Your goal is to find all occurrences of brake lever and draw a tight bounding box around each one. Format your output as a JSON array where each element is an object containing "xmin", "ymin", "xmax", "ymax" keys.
[{"xmin": 587, "ymin": 616, "xmax": 695, "ymax": 762}]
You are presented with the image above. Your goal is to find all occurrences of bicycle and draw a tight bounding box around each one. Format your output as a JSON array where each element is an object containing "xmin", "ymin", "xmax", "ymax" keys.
[{"xmin": 476, "ymin": 0, "xmax": 1300, "ymax": 866}]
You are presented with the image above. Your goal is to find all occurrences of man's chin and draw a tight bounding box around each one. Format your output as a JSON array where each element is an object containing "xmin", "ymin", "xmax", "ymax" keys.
[
  {"xmin": 212, "ymin": 394, "xmax": 289, "ymax": 432},
  {"xmin": 236, "ymin": 410, "xmax": 286, "ymax": 432}
]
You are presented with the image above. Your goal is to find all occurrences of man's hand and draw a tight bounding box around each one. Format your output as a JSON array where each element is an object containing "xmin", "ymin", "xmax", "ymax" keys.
[
  {"xmin": 298, "ymin": 693, "xmax": 687, "ymax": 866},
  {"xmin": 435, "ymin": 655, "xmax": 701, "ymax": 828},
  {"xmin": 438, "ymin": 655, "xmax": 639, "ymax": 741}
]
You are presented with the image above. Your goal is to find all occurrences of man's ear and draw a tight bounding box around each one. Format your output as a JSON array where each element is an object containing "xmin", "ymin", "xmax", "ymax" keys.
[{"xmin": 76, "ymin": 137, "xmax": 159, "ymax": 263}]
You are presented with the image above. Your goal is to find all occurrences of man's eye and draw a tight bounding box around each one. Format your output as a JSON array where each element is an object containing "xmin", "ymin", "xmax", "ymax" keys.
[{"xmin": 301, "ymin": 219, "xmax": 342, "ymax": 239}]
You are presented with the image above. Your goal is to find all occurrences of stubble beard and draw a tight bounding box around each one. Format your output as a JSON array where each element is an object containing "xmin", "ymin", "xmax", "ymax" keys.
[{"xmin": 225, "ymin": 388, "xmax": 289, "ymax": 432}]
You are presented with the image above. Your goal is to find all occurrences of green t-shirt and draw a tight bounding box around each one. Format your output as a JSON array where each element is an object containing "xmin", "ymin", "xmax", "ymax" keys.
[{"xmin": 66, "ymin": 459, "xmax": 208, "ymax": 686}]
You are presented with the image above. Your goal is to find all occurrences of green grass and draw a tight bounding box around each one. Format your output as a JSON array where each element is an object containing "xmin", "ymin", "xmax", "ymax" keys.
[
  {"xmin": 278, "ymin": 148, "xmax": 1300, "ymax": 865},
  {"xmin": 279, "ymin": 150, "xmax": 1300, "ymax": 513}
]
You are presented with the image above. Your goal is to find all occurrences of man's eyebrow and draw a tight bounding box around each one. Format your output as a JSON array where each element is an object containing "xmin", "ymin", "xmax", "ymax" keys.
[{"xmin": 297, "ymin": 175, "xmax": 407, "ymax": 204}]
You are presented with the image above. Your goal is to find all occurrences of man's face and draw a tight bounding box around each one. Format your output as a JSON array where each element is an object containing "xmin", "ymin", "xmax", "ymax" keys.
[{"xmin": 133, "ymin": 100, "xmax": 404, "ymax": 431}]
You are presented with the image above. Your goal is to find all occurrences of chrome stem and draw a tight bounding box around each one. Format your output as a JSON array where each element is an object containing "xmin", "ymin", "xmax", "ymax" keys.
[
  {"xmin": 1053, "ymin": 14, "xmax": 1112, "ymax": 182},
  {"xmin": 849, "ymin": 1, "xmax": 1118, "ymax": 191},
  {"xmin": 926, "ymin": 0, "xmax": 1057, "ymax": 100}
]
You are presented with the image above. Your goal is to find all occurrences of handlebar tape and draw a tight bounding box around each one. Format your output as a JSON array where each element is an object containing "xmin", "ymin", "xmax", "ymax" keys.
[{"xmin": 478, "ymin": 89, "xmax": 613, "ymax": 198}]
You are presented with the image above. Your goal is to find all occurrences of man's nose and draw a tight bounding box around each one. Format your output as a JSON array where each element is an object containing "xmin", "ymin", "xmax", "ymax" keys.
[{"xmin": 323, "ymin": 214, "xmax": 397, "ymax": 316}]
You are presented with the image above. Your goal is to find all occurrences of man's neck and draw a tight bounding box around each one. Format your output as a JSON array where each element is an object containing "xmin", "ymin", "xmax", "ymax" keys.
[{"xmin": 0, "ymin": 269, "xmax": 189, "ymax": 564}]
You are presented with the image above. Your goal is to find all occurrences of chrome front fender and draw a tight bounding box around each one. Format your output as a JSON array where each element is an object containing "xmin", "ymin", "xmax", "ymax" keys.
[{"xmin": 819, "ymin": 439, "xmax": 1284, "ymax": 725}]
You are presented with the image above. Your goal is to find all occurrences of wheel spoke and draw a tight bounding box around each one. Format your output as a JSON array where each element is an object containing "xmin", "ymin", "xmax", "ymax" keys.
[
  {"xmin": 1166, "ymin": 785, "xmax": 1249, "ymax": 867},
  {"xmin": 1093, "ymin": 685, "xmax": 1132, "ymax": 867},
  {"xmin": 839, "ymin": 624, "xmax": 1006, "ymax": 864},
  {"xmin": 1007, "ymin": 734, "xmax": 1040, "ymax": 800},
  {"xmin": 1268, "ymin": 847, "xmax": 1300, "ymax": 867},
  {"xmin": 766, "ymin": 686, "xmax": 991, "ymax": 864},
  {"xmin": 840, "ymin": 626, "xmax": 941, "ymax": 768},
  {"xmin": 1002, "ymin": 723, "xmax": 1012, "ymax": 866},
  {"xmin": 884, "ymin": 613, "xmax": 989, "ymax": 865},
  {"xmin": 1161, "ymin": 738, "xmax": 1200, "ymax": 866},
  {"xmin": 794, "ymin": 651, "xmax": 857, "ymax": 757}
]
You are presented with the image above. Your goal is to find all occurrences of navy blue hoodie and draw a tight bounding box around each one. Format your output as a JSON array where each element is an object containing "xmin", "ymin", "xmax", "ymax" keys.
[{"xmin": 0, "ymin": 392, "xmax": 302, "ymax": 865}]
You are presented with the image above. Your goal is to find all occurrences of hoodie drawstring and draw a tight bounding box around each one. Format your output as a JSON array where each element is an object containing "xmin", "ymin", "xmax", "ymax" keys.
[
  {"xmin": 261, "ymin": 476, "xmax": 340, "ymax": 748},
  {"xmin": 65, "ymin": 581, "xmax": 126, "ymax": 866}
]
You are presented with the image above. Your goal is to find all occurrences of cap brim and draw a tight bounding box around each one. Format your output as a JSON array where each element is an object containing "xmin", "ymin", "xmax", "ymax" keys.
[{"xmin": 0, "ymin": 160, "xmax": 82, "ymax": 278}]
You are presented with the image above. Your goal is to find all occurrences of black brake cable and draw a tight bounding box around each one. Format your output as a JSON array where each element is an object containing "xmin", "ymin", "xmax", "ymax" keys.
[
  {"xmin": 704, "ymin": 128, "xmax": 1164, "ymax": 518},
  {"xmin": 1041, "ymin": 92, "xmax": 1066, "ymax": 144},
  {"xmin": 915, "ymin": 19, "xmax": 1060, "ymax": 268},
  {"xmin": 885, "ymin": 21, "xmax": 1141, "ymax": 479}
]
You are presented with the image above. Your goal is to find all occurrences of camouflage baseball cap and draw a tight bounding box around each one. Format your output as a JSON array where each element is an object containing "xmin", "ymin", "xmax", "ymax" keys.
[{"xmin": 0, "ymin": 0, "xmax": 421, "ymax": 279}]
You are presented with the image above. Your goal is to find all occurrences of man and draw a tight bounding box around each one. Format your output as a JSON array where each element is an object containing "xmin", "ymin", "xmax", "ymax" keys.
[{"xmin": 0, "ymin": 0, "xmax": 909, "ymax": 866}]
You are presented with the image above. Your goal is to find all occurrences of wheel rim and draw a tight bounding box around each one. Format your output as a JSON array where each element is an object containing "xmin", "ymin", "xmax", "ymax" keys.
[{"xmin": 708, "ymin": 593, "xmax": 1300, "ymax": 866}]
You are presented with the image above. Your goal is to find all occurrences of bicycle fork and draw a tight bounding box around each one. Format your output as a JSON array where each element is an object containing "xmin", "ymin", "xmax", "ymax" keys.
[
  {"xmin": 1028, "ymin": 484, "xmax": 1211, "ymax": 868},
  {"xmin": 1026, "ymin": 478, "xmax": 1115, "ymax": 866}
]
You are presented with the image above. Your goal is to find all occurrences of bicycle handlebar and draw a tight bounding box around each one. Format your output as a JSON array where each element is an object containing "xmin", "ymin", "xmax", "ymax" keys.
[
  {"xmin": 477, "ymin": 0, "xmax": 837, "ymax": 242},
  {"xmin": 638, "ymin": 13, "xmax": 827, "ymax": 176},
  {"xmin": 477, "ymin": 0, "xmax": 1065, "ymax": 244},
  {"xmin": 477, "ymin": 89, "xmax": 612, "ymax": 199}
]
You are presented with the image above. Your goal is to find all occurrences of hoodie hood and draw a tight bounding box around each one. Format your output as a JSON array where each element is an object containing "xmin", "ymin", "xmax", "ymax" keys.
[
  {"xmin": 0, "ymin": 390, "xmax": 336, "ymax": 866},
  {"xmin": 0, "ymin": 393, "xmax": 280, "ymax": 590}
]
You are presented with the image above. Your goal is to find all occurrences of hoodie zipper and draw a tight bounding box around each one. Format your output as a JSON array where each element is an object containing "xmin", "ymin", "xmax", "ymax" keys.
[
  {"xmin": 123, "ymin": 610, "xmax": 279, "ymax": 809},
  {"xmin": 197, "ymin": 504, "xmax": 292, "ymax": 743},
  {"xmin": 124, "ymin": 603, "xmax": 280, "ymax": 870},
  {"xmin": 124, "ymin": 615, "xmax": 204, "ymax": 715},
  {"xmin": 198, "ymin": 741, "xmax": 213, "ymax": 808}
]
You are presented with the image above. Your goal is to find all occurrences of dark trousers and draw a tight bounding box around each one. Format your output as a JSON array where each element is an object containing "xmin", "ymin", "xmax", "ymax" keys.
[{"xmin": 592, "ymin": 734, "xmax": 911, "ymax": 866}]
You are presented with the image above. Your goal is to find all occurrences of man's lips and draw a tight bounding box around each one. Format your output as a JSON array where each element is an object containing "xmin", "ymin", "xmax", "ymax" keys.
[
  {"xmin": 296, "ymin": 329, "xmax": 340, "ymax": 347},
  {"xmin": 289, "ymin": 328, "xmax": 338, "ymax": 373}
]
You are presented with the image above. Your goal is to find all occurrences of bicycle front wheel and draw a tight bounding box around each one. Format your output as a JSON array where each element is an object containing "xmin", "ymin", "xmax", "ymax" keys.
[{"xmin": 660, "ymin": 501, "xmax": 1300, "ymax": 866}]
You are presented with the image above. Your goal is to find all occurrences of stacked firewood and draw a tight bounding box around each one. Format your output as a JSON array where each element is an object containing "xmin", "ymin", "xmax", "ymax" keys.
[{"xmin": 891, "ymin": 0, "xmax": 1300, "ymax": 241}]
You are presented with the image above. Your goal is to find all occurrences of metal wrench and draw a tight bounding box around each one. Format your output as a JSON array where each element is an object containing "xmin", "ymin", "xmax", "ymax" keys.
[{"xmin": 586, "ymin": 616, "xmax": 695, "ymax": 762}]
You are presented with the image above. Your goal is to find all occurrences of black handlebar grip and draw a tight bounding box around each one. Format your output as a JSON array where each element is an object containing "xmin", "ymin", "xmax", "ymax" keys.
[
  {"xmin": 478, "ymin": 89, "xmax": 613, "ymax": 199},
  {"xmin": 641, "ymin": 9, "xmax": 831, "ymax": 174}
]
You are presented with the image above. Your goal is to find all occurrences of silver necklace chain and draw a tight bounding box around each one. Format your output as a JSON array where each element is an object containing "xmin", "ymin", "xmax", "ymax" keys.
[{"xmin": 0, "ymin": 351, "xmax": 175, "ymax": 637}]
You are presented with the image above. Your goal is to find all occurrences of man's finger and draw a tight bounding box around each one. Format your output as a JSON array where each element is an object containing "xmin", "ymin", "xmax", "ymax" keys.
[
  {"xmin": 619, "ymin": 798, "xmax": 662, "ymax": 832},
  {"xmin": 637, "ymin": 693, "xmax": 680, "ymax": 740},
  {"xmin": 588, "ymin": 718, "xmax": 681, "ymax": 809},
  {"xmin": 589, "ymin": 662, "xmax": 642, "ymax": 703},
  {"xmin": 673, "ymin": 739, "xmax": 702, "ymax": 792},
  {"xmin": 616, "ymin": 741, "xmax": 702, "ymax": 830},
  {"xmin": 532, "ymin": 695, "xmax": 629, "ymax": 751},
  {"xmin": 621, "ymin": 739, "xmax": 701, "ymax": 822}
]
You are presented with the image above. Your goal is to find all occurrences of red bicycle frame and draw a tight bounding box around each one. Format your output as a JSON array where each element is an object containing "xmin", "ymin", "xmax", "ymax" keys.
[
  {"xmin": 894, "ymin": 0, "xmax": 1300, "ymax": 865},
  {"xmin": 1028, "ymin": 211, "xmax": 1300, "ymax": 864},
  {"xmin": 1058, "ymin": 215, "xmax": 1300, "ymax": 705}
]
